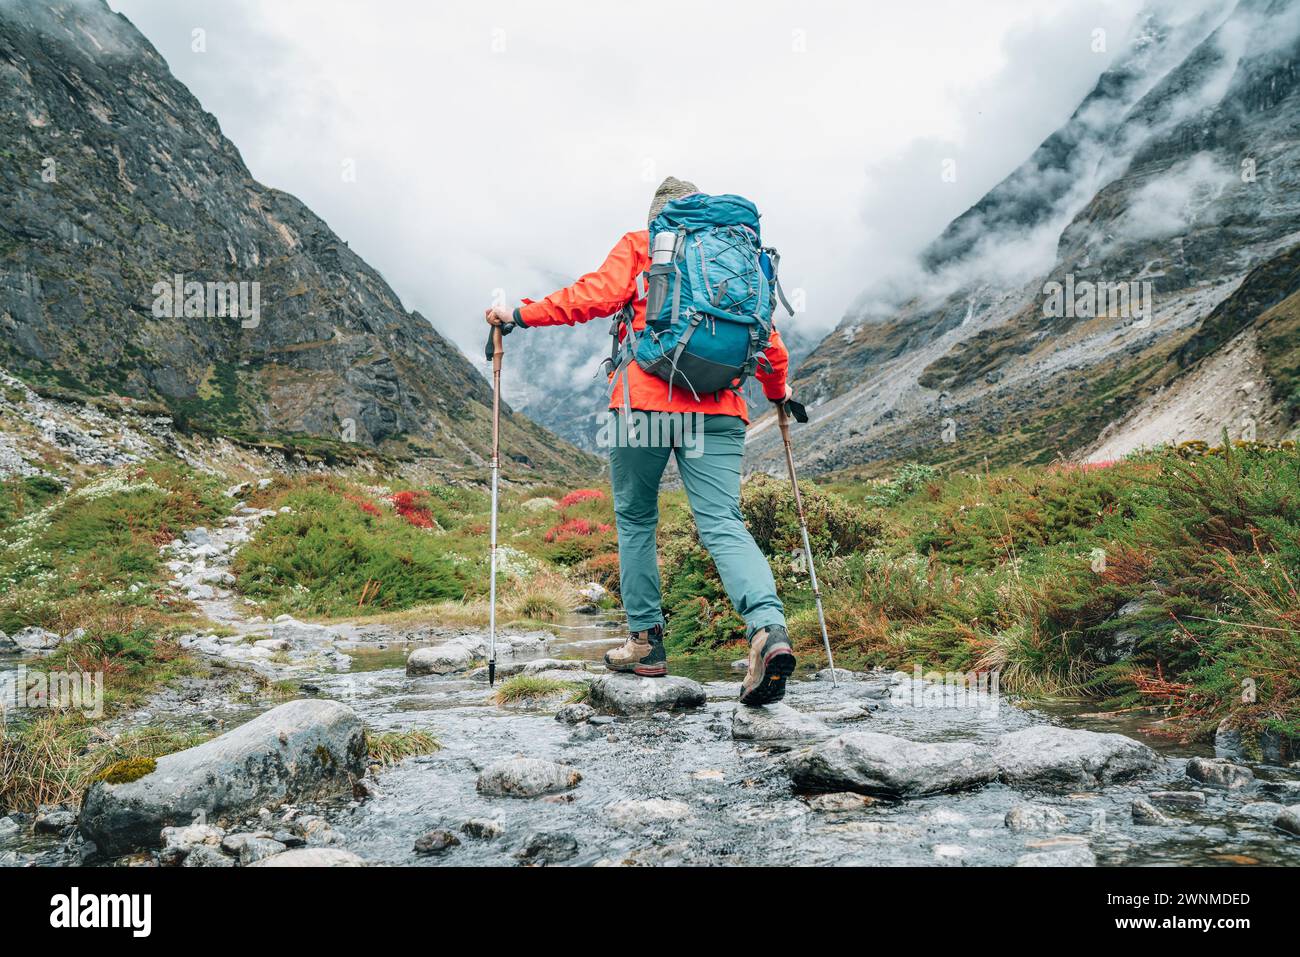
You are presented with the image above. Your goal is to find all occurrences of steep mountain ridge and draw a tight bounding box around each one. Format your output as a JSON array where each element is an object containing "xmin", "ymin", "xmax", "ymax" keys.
[
  {"xmin": 746, "ymin": 0, "xmax": 1300, "ymax": 476},
  {"xmin": 0, "ymin": 0, "xmax": 595, "ymax": 479}
]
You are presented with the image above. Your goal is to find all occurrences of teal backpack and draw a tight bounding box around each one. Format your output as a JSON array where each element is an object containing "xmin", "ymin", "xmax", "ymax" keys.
[{"xmin": 607, "ymin": 192, "xmax": 793, "ymax": 411}]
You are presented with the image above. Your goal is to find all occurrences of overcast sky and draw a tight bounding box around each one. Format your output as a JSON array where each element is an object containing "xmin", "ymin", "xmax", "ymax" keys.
[{"xmin": 107, "ymin": 0, "xmax": 1152, "ymax": 360}]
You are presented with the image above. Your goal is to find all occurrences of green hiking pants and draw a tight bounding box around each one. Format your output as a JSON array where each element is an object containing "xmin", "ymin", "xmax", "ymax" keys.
[{"xmin": 607, "ymin": 411, "xmax": 785, "ymax": 636}]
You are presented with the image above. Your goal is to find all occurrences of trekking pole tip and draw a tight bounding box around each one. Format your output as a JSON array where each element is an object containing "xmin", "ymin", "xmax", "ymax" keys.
[{"xmin": 488, "ymin": 658, "xmax": 496, "ymax": 687}]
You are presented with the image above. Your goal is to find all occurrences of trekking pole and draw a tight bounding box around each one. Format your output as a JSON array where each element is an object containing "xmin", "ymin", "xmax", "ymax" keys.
[
  {"xmin": 777, "ymin": 400, "xmax": 837, "ymax": 686},
  {"xmin": 487, "ymin": 324, "xmax": 505, "ymax": 686}
]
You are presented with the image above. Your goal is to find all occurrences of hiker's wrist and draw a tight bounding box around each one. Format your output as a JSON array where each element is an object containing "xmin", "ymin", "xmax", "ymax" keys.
[{"xmin": 512, "ymin": 307, "xmax": 527, "ymax": 328}]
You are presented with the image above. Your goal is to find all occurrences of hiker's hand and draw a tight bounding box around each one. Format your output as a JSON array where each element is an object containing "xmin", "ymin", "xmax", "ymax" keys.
[
  {"xmin": 782, "ymin": 384, "xmax": 794, "ymax": 403},
  {"xmin": 484, "ymin": 305, "xmax": 514, "ymax": 328}
]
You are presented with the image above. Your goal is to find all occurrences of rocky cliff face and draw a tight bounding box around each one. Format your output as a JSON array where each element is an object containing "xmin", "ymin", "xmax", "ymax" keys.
[
  {"xmin": 0, "ymin": 0, "xmax": 593, "ymax": 478},
  {"xmin": 745, "ymin": 0, "xmax": 1300, "ymax": 475}
]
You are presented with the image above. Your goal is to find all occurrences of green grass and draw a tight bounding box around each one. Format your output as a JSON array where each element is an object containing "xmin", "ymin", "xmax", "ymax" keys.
[
  {"xmin": 233, "ymin": 477, "xmax": 468, "ymax": 617},
  {"xmin": 493, "ymin": 674, "xmax": 584, "ymax": 706},
  {"xmin": 364, "ymin": 728, "xmax": 441, "ymax": 764}
]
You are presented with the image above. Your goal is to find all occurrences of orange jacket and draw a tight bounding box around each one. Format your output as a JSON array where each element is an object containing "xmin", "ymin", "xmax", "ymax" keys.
[{"xmin": 516, "ymin": 230, "xmax": 789, "ymax": 423}]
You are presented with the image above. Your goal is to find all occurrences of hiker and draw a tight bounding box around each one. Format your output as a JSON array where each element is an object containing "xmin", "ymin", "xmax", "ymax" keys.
[{"xmin": 485, "ymin": 177, "xmax": 796, "ymax": 706}]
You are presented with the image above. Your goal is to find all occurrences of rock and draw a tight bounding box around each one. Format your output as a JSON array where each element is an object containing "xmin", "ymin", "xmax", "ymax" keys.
[
  {"xmin": 993, "ymin": 726, "xmax": 1158, "ymax": 790},
  {"xmin": 521, "ymin": 497, "xmax": 558, "ymax": 512},
  {"xmin": 554, "ymin": 703, "xmax": 596, "ymax": 725},
  {"xmin": 476, "ymin": 758, "xmax": 581, "ymax": 798},
  {"xmin": 805, "ymin": 792, "xmax": 875, "ymax": 812},
  {"xmin": 1186, "ymin": 757, "xmax": 1254, "ymax": 789},
  {"xmin": 577, "ymin": 581, "xmax": 608, "ymax": 603},
  {"xmin": 788, "ymin": 732, "xmax": 997, "ymax": 798},
  {"xmin": 587, "ymin": 674, "xmax": 706, "ymax": 716},
  {"xmin": 604, "ymin": 799, "xmax": 691, "ymax": 828},
  {"xmin": 407, "ymin": 641, "xmax": 477, "ymax": 676},
  {"xmin": 1148, "ymin": 790, "xmax": 1206, "ymax": 807},
  {"xmin": 516, "ymin": 831, "xmax": 578, "ymax": 865},
  {"xmin": 33, "ymin": 808, "xmax": 76, "ymax": 833},
  {"xmin": 1274, "ymin": 806, "xmax": 1300, "ymax": 837},
  {"xmin": 568, "ymin": 724, "xmax": 602, "ymax": 742},
  {"xmin": 813, "ymin": 668, "xmax": 862, "ymax": 682},
  {"xmin": 1131, "ymin": 799, "xmax": 1174, "ymax": 825},
  {"xmin": 414, "ymin": 829, "xmax": 460, "ymax": 855},
  {"xmin": 249, "ymin": 848, "xmax": 366, "ymax": 867},
  {"xmin": 272, "ymin": 617, "xmax": 340, "ymax": 646},
  {"xmin": 462, "ymin": 819, "xmax": 503, "ymax": 840},
  {"xmin": 9, "ymin": 626, "xmax": 63, "ymax": 654},
  {"xmin": 239, "ymin": 836, "xmax": 287, "ymax": 864},
  {"xmin": 730, "ymin": 658, "xmax": 748, "ymax": 672},
  {"xmin": 522, "ymin": 658, "xmax": 587, "ymax": 675},
  {"xmin": 732, "ymin": 703, "xmax": 832, "ymax": 744},
  {"xmin": 1014, "ymin": 846, "xmax": 1097, "ymax": 867},
  {"xmin": 79, "ymin": 700, "xmax": 366, "ymax": 856},
  {"xmin": 1214, "ymin": 718, "xmax": 1246, "ymax": 761},
  {"xmin": 0, "ymin": 632, "xmax": 19, "ymax": 655},
  {"xmin": 1096, "ymin": 599, "xmax": 1149, "ymax": 664},
  {"xmin": 183, "ymin": 527, "xmax": 212, "ymax": 547},
  {"xmin": 1004, "ymin": 804, "xmax": 1069, "ymax": 832},
  {"xmin": 159, "ymin": 823, "xmax": 224, "ymax": 864},
  {"xmin": 182, "ymin": 844, "xmax": 236, "ymax": 867},
  {"xmin": 0, "ymin": 817, "xmax": 19, "ymax": 840}
]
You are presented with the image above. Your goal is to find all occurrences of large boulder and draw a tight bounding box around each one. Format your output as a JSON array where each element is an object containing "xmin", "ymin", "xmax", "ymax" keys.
[
  {"xmin": 587, "ymin": 674, "xmax": 706, "ymax": 716},
  {"xmin": 994, "ymin": 726, "xmax": 1158, "ymax": 790},
  {"xmin": 79, "ymin": 700, "xmax": 366, "ymax": 856},
  {"xmin": 787, "ymin": 732, "xmax": 997, "ymax": 798},
  {"xmin": 406, "ymin": 641, "xmax": 478, "ymax": 676},
  {"xmin": 732, "ymin": 703, "xmax": 832, "ymax": 744},
  {"xmin": 476, "ymin": 757, "xmax": 581, "ymax": 798},
  {"xmin": 1185, "ymin": 757, "xmax": 1254, "ymax": 789}
]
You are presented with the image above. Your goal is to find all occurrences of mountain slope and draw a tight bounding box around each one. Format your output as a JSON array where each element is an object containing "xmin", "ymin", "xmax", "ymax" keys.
[
  {"xmin": 0, "ymin": 0, "xmax": 596, "ymax": 478},
  {"xmin": 745, "ymin": 0, "xmax": 1300, "ymax": 476}
]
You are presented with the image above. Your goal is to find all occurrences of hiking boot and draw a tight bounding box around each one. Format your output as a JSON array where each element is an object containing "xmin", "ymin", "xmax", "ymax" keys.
[
  {"xmin": 739, "ymin": 624, "xmax": 796, "ymax": 706},
  {"xmin": 603, "ymin": 624, "xmax": 667, "ymax": 677}
]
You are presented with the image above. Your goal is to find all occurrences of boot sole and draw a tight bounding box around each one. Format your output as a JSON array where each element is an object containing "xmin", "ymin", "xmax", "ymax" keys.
[
  {"xmin": 739, "ymin": 649, "xmax": 796, "ymax": 707},
  {"xmin": 633, "ymin": 664, "xmax": 667, "ymax": 677}
]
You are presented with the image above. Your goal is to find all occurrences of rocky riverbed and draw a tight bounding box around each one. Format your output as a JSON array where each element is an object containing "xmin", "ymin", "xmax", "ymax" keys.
[{"xmin": 4, "ymin": 494, "xmax": 1300, "ymax": 867}]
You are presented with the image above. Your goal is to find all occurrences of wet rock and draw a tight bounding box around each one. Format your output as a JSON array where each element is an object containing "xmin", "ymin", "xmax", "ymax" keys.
[
  {"xmin": 587, "ymin": 674, "xmax": 706, "ymax": 716},
  {"xmin": 0, "ymin": 817, "xmax": 19, "ymax": 840},
  {"xmin": 993, "ymin": 726, "xmax": 1158, "ymax": 790},
  {"xmin": 9, "ymin": 626, "xmax": 63, "ymax": 655},
  {"xmin": 813, "ymin": 668, "xmax": 862, "ymax": 682},
  {"xmin": 1186, "ymin": 757, "xmax": 1254, "ymax": 789},
  {"xmin": 1004, "ymin": 804, "xmax": 1069, "ymax": 832},
  {"xmin": 33, "ymin": 808, "xmax": 76, "ymax": 834},
  {"xmin": 1234, "ymin": 801, "xmax": 1284, "ymax": 822},
  {"xmin": 731, "ymin": 658, "xmax": 748, "ymax": 672},
  {"xmin": 1014, "ymin": 845, "xmax": 1096, "ymax": 867},
  {"xmin": 406, "ymin": 641, "xmax": 478, "ymax": 676},
  {"xmin": 1148, "ymin": 790, "xmax": 1206, "ymax": 807},
  {"xmin": 414, "ymin": 829, "xmax": 460, "ymax": 855},
  {"xmin": 1275, "ymin": 806, "xmax": 1300, "ymax": 837},
  {"xmin": 476, "ymin": 757, "xmax": 581, "ymax": 798},
  {"xmin": 1215, "ymin": 718, "xmax": 1246, "ymax": 761},
  {"xmin": 462, "ymin": 819, "xmax": 503, "ymax": 840},
  {"xmin": 555, "ymin": 703, "xmax": 596, "ymax": 724},
  {"xmin": 1132, "ymin": 799, "xmax": 1174, "ymax": 826},
  {"xmin": 79, "ymin": 699, "xmax": 366, "ymax": 856},
  {"xmin": 516, "ymin": 831, "xmax": 578, "ymax": 865},
  {"xmin": 604, "ymin": 798, "xmax": 691, "ymax": 828},
  {"xmin": 159, "ymin": 823, "xmax": 224, "ymax": 865},
  {"xmin": 731, "ymin": 702, "xmax": 832, "ymax": 744},
  {"xmin": 183, "ymin": 844, "xmax": 236, "ymax": 867},
  {"xmin": 568, "ymin": 724, "xmax": 602, "ymax": 742},
  {"xmin": 805, "ymin": 792, "xmax": 875, "ymax": 812},
  {"xmin": 521, "ymin": 658, "xmax": 587, "ymax": 675},
  {"xmin": 788, "ymin": 732, "xmax": 997, "ymax": 798},
  {"xmin": 0, "ymin": 632, "xmax": 19, "ymax": 655},
  {"xmin": 250, "ymin": 848, "xmax": 366, "ymax": 867}
]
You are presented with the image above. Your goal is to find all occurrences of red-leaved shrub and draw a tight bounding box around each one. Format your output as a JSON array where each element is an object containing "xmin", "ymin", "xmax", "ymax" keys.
[
  {"xmin": 543, "ymin": 518, "xmax": 612, "ymax": 542},
  {"xmin": 390, "ymin": 490, "xmax": 436, "ymax": 529},
  {"xmin": 559, "ymin": 488, "xmax": 606, "ymax": 508}
]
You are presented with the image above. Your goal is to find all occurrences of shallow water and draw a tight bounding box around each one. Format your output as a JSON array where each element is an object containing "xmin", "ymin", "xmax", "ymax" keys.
[{"xmin": 6, "ymin": 612, "xmax": 1299, "ymax": 868}]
